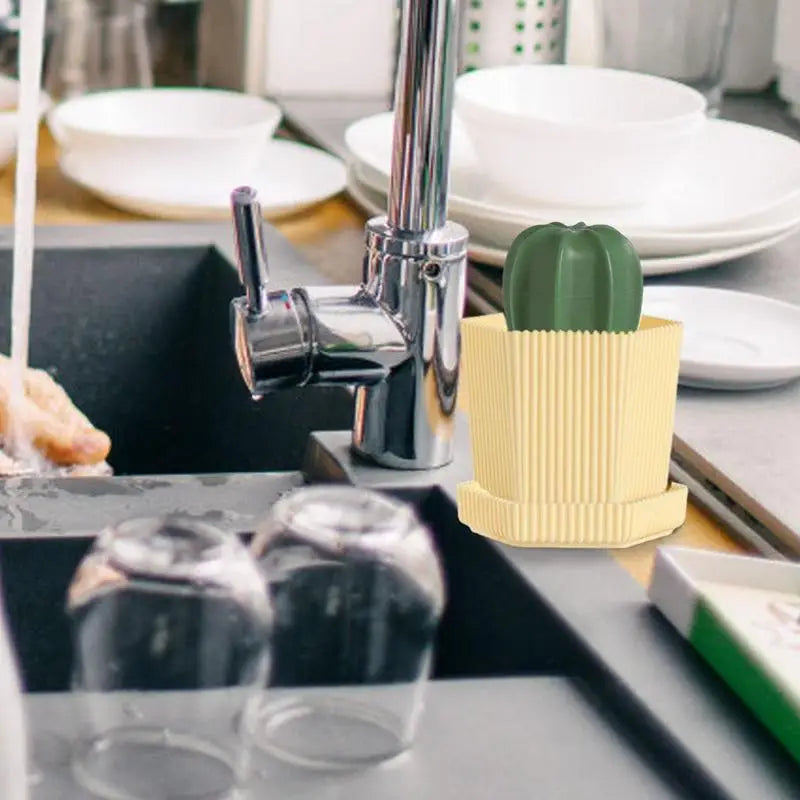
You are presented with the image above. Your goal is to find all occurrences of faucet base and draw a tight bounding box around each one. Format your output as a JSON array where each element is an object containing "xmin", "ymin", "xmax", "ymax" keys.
[
  {"xmin": 304, "ymin": 422, "xmax": 475, "ymax": 487},
  {"xmin": 351, "ymin": 426, "xmax": 456, "ymax": 472},
  {"xmin": 350, "ymin": 446, "xmax": 455, "ymax": 472}
]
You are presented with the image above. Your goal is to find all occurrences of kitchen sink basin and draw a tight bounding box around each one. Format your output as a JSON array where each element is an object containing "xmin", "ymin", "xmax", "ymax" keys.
[
  {"xmin": 0, "ymin": 244, "xmax": 353, "ymax": 475},
  {"xmin": 0, "ymin": 487, "xmax": 584, "ymax": 694},
  {"xmin": 0, "ymin": 484, "xmax": 729, "ymax": 799}
]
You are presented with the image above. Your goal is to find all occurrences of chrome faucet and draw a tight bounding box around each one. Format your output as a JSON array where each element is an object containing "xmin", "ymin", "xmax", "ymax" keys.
[{"xmin": 230, "ymin": 0, "xmax": 468, "ymax": 470}]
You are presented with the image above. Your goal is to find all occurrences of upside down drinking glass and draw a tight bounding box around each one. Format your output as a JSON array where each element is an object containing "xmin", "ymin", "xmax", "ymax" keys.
[
  {"xmin": 248, "ymin": 486, "xmax": 446, "ymax": 770},
  {"xmin": 600, "ymin": 0, "xmax": 735, "ymax": 115},
  {"xmin": 67, "ymin": 516, "xmax": 271, "ymax": 800}
]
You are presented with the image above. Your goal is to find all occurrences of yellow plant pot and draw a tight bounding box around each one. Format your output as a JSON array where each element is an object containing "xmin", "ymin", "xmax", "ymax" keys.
[{"xmin": 457, "ymin": 314, "xmax": 688, "ymax": 548}]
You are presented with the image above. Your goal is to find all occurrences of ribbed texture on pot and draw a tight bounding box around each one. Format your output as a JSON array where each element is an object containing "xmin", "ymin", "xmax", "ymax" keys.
[
  {"xmin": 461, "ymin": 314, "xmax": 683, "ymax": 505},
  {"xmin": 456, "ymin": 480, "xmax": 687, "ymax": 548}
]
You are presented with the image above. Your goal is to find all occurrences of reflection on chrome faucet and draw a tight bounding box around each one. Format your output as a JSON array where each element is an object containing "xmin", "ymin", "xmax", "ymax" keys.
[{"xmin": 230, "ymin": 0, "xmax": 467, "ymax": 470}]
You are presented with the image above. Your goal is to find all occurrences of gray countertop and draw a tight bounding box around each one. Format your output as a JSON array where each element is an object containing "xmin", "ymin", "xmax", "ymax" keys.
[
  {"xmin": 655, "ymin": 234, "xmax": 800, "ymax": 549},
  {"xmin": 27, "ymin": 678, "xmax": 683, "ymax": 800}
]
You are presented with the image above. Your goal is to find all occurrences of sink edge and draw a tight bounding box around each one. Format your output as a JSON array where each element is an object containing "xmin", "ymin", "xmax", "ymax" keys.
[{"xmin": 303, "ymin": 425, "xmax": 800, "ymax": 800}]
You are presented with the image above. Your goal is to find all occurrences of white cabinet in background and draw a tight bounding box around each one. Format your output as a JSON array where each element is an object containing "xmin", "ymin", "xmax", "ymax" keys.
[{"xmin": 198, "ymin": 0, "xmax": 396, "ymax": 99}]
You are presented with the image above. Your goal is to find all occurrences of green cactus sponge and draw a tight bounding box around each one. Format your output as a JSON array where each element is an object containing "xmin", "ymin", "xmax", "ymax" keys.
[{"xmin": 502, "ymin": 222, "xmax": 643, "ymax": 333}]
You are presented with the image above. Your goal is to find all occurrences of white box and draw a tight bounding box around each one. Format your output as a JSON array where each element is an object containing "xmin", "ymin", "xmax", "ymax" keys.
[{"xmin": 650, "ymin": 546, "xmax": 800, "ymax": 766}]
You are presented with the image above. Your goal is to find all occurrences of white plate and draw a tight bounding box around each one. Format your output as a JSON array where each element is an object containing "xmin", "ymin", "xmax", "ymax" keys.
[
  {"xmin": 356, "ymin": 157, "xmax": 800, "ymax": 257},
  {"xmin": 345, "ymin": 164, "xmax": 385, "ymax": 216},
  {"xmin": 345, "ymin": 113, "xmax": 800, "ymax": 252},
  {"xmin": 345, "ymin": 168, "xmax": 798, "ymax": 277},
  {"xmin": 59, "ymin": 140, "xmax": 346, "ymax": 220},
  {"xmin": 468, "ymin": 228, "xmax": 798, "ymax": 276},
  {"xmin": 642, "ymin": 286, "xmax": 800, "ymax": 390}
]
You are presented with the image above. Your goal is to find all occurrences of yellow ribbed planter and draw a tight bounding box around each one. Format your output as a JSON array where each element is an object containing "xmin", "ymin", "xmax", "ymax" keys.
[{"xmin": 457, "ymin": 314, "xmax": 688, "ymax": 548}]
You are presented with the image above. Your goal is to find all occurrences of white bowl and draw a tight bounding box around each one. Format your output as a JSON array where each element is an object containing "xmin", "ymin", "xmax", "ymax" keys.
[
  {"xmin": 454, "ymin": 65, "xmax": 707, "ymax": 208},
  {"xmin": 0, "ymin": 75, "xmax": 51, "ymax": 170},
  {"xmin": 48, "ymin": 88, "xmax": 281, "ymax": 188}
]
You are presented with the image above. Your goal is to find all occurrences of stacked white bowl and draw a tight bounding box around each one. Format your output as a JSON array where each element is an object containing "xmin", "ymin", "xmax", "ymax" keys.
[
  {"xmin": 48, "ymin": 88, "xmax": 282, "ymax": 192},
  {"xmin": 0, "ymin": 74, "xmax": 51, "ymax": 171},
  {"xmin": 454, "ymin": 65, "xmax": 707, "ymax": 208}
]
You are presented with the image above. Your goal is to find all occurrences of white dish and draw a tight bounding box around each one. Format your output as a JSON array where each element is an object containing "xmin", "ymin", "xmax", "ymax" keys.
[
  {"xmin": 49, "ymin": 88, "xmax": 281, "ymax": 189},
  {"xmin": 354, "ymin": 155, "xmax": 800, "ymax": 258},
  {"xmin": 0, "ymin": 75, "xmax": 51, "ymax": 170},
  {"xmin": 345, "ymin": 164, "xmax": 385, "ymax": 214},
  {"xmin": 455, "ymin": 65, "xmax": 706, "ymax": 207},
  {"xmin": 61, "ymin": 139, "xmax": 346, "ymax": 220},
  {"xmin": 469, "ymin": 228, "xmax": 798, "ymax": 276},
  {"xmin": 642, "ymin": 286, "xmax": 800, "ymax": 390},
  {"xmin": 345, "ymin": 167, "xmax": 799, "ymax": 277},
  {"xmin": 345, "ymin": 112, "xmax": 800, "ymax": 244}
]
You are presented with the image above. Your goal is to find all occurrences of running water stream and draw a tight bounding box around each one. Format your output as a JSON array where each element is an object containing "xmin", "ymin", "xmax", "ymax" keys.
[
  {"xmin": 4, "ymin": 0, "xmax": 55, "ymax": 472},
  {"xmin": 1, "ymin": 4, "xmax": 47, "ymax": 796}
]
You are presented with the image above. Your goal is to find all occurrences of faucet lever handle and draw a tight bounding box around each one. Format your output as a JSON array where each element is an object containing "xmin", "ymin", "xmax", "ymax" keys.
[{"xmin": 231, "ymin": 185, "xmax": 270, "ymax": 315}]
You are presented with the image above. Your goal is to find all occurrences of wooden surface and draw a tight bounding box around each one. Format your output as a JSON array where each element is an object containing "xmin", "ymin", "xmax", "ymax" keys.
[{"xmin": 11, "ymin": 126, "xmax": 747, "ymax": 587}]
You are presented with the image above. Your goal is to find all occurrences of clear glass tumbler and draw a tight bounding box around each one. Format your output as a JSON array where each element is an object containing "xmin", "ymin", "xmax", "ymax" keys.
[
  {"xmin": 67, "ymin": 516, "xmax": 271, "ymax": 800},
  {"xmin": 45, "ymin": 0, "xmax": 154, "ymax": 100},
  {"xmin": 249, "ymin": 486, "xmax": 445, "ymax": 770},
  {"xmin": 600, "ymin": 0, "xmax": 735, "ymax": 114}
]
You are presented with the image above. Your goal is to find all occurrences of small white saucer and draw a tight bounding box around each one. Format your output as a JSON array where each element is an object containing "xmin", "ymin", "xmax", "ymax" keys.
[
  {"xmin": 345, "ymin": 113, "xmax": 800, "ymax": 245},
  {"xmin": 60, "ymin": 139, "xmax": 346, "ymax": 220},
  {"xmin": 642, "ymin": 286, "xmax": 800, "ymax": 390}
]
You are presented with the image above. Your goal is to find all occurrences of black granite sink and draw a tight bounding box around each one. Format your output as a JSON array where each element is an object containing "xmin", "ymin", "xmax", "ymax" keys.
[
  {"xmin": 0, "ymin": 244, "xmax": 353, "ymax": 475},
  {"xmin": 0, "ymin": 487, "xmax": 584, "ymax": 694},
  {"xmin": 0, "ymin": 484, "xmax": 738, "ymax": 799}
]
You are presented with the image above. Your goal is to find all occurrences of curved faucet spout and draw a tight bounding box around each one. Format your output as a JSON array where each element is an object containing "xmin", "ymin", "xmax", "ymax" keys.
[
  {"xmin": 301, "ymin": 286, "xmax": 410, "ymax": 385},
  {"xmin": 231, "ymin": 284, "xmax": 411, "ymax": 396}
]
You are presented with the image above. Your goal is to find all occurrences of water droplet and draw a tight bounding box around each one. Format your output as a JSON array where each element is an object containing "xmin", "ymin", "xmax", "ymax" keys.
[
  {"xmin": 26, "ymin": 768, "xmax": 43, "ymax": 787},
  {"xmin": 122, "ymin": 701, "xmax": 143, "ymax": 720}
]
